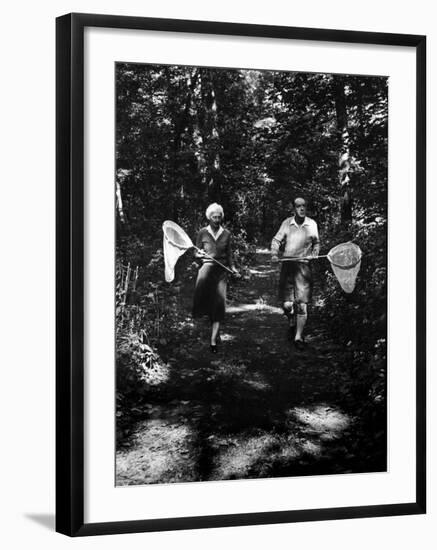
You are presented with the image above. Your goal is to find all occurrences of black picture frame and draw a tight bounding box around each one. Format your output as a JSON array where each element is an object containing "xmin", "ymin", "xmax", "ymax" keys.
[{"xmin": 56, "ymin": 12, "xmax": 426, "ymax": 537}]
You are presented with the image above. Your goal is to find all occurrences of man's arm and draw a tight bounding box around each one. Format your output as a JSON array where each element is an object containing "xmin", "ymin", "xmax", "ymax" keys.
[
  {"xmin": 271, "ymin": 220, "xmax": 288, "ymax": 261},
  {"xmin": 312, "ymin": 223, "xmax": 320, "ymax": 257}
]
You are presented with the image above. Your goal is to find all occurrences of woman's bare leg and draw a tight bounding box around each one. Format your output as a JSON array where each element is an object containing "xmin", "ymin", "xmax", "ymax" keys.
[{"xmin": 211, "ymin": 321, "xmax": 220, "ymax": 345}]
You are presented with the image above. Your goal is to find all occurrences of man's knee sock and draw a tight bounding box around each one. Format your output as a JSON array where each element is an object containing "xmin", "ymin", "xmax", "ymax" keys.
[
  {"xmin": 295, "ymin": 303, "xmax": 308, "ymax": 340},
  {"xmin": 283, "ymin": 301, "xmax": 295, "ymax": 326}
]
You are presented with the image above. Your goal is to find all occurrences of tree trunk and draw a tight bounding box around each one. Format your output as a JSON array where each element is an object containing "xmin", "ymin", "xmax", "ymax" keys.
[
  {"xmin": 172, "ymin": 69, "xmax": 199, "ymax": 201},
  {"xmin": 200, "ymin": 70, "xmax": 221, "ymax": 201},
  {"xmin": 115, "ymin": 170, "xmax": 127, "ymax": 223},
  {"xmin": 115, "ymin": 180, "xmax": 125, "ymax": 223},
  {"xmin": 334, "ymin": 76, "xmax": 352, "ymax": 229}
]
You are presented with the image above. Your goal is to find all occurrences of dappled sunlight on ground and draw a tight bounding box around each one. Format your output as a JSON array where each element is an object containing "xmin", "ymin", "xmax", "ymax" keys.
[
  {"xmin": 210, "ymin": 434, "xmax": 281, "ymax": 480},
  {"xmin": 248, "ymin": 267, "xmax": 277, "ymax": 277},
  {"xmin": 291, "ymin": 405, "xmax": 351, "ymax": 441},
  {"xmin": 207, "ymin": 404, "xmax": 351, "ymax": 480},
  {"xmin": 227, "ymin": 303, "xmax": 283, "ymax": 314},
  {"xmin": 116, "ymin": 401, "xmax": 353, "ymax": 485},
  {"xmin": 140, "ymin": 361, "xmax": 170, "ymax": 386},
  {"xmin": 207, "ymin": 359, "xmax": 272, "ymax": 392},
  {"xmin": 209, "ymin": 424, "xmax": 328, "ymax": 480},
  {"xmin": 300, "ymin": 440, "xmax": 322, "ymax": 456},
  {"xmin": 218, "ymin": 332, "xmax": 234, "ymax": 342},
  {"xmin": 117, "ymin": 405, "xmax": 198, "ymax": 485}
]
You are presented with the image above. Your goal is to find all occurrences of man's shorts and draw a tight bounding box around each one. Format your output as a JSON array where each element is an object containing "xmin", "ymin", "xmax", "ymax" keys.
[{"xmin": 278, "ymin": 260, "xmax": 313, "ymax": 304}]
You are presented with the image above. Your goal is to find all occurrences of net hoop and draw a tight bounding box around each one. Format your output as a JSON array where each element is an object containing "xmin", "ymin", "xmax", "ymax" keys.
[
  {"xmin": 327, "ymin": 242, "xmax": 362, "ymax": 268},
  {"xmin": 162, "ymin": 220, "xmax": 194, "ymax": 249},
  {"xmin": 327, "ymin": 242, "xmax": 362, "ymax": 294},
  {"xmin": 162, "ymin": 221, "xmax": 194, "ymax": 282}
]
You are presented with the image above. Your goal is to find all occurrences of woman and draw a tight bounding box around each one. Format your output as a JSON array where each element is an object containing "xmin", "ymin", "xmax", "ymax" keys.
[{"xmin": 192, "ymin": 203, "xmax": 238, "ymax": 353}]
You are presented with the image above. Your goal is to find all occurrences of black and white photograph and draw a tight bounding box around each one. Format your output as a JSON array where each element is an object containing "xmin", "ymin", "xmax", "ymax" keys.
[{"xmin": 115, "ymin": 62, "xmax": 388, "ymax": 486}]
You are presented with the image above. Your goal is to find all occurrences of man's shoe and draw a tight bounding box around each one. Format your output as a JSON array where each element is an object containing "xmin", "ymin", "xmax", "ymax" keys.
[{"xmin": 294, "ymin": 338, "xmax": 305, "ymax": 351}]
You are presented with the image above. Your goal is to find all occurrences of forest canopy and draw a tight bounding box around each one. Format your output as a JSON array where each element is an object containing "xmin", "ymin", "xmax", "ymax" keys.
[{"xmin": 116, "ymin": 64, "xmax": 387, "ymax": 255}]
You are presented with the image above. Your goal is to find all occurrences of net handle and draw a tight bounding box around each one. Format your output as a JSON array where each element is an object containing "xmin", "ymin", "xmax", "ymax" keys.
[
  {"xmin": 194, "ymin": 246, "xmax": 234, "ymax": 275},
  {"xmin": 280, "ymin": 255, "xmax": 328, "ymax": 262},
  {"xmin": 280, "ymin": 248, "xmax": 362, "ymax": 269}
]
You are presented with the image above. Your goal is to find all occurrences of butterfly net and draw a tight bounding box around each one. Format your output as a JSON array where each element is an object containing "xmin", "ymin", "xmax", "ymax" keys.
[
  {"xmin": 327, "ymin": 242, "xmax": 362, "ymax": 293},
  {"xmin": 162, "ymin": 221, "xmax": 194, "ymax": 282}
]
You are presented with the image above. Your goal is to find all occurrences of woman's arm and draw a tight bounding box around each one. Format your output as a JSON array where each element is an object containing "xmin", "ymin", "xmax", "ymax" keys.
[{"xmin": 194, "ymin": 229, "xmax": 206, "ymax": 258}]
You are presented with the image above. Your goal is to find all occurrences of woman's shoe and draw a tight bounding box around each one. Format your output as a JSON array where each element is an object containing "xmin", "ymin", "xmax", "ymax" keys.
[{"xmin": 210, "ymin": 344, "xmax": 218, "ymax": 354}]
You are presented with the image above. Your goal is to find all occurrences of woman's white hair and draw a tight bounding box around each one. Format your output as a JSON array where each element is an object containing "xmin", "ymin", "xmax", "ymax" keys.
[{"xmin": 205, "ymin": 202, "xmax": 224, "ymax": 220}]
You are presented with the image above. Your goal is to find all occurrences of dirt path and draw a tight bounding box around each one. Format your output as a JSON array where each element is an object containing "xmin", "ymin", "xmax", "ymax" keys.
[{"xmin": 116, "ymin": 250, "xmax": 373, "ymax": 485}]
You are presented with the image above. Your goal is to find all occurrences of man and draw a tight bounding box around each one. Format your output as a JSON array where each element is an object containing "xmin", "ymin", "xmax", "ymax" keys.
[{"xmin": 271, "ymin": 198, "xmax": 320, "ymax": 350}]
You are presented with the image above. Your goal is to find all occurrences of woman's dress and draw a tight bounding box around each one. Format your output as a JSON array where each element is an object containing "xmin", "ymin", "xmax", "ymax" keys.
[{"xmin": 192, "ymin": 226, "xmax": 233, "ymax": 322}]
